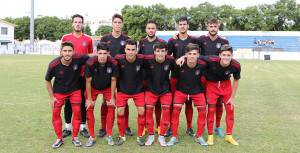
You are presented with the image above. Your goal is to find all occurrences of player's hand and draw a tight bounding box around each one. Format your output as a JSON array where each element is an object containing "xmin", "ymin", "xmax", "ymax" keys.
[
  {"xmin": 108, "ymin": 97, "xmax": 116, "ymax": 106},
  {"xmin": 176, "ymin": 56, "xmax": 186, "ymax": 67},
  {"xmin": 173, "ymin": 33, "xmax": 179, "ymax": 39},
  {"xmin": 86, "ymin": 99, "xmax": 95, "ymax": 110},
  {"xmin": 50, "ymin": 97, "xmax": 59, "ymax": 109},
  {"xmin": 226, "ymin": 98, "xmax": 235, "ymax": 110}
]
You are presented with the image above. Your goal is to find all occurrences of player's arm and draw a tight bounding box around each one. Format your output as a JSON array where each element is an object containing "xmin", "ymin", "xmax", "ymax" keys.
[
  {"xmin": 85, "ymin": 77, "xmax": 95, "ymax": 109},
  {"xmin": 109, "ymin": 77, "xmax": 117, "ymax": 106},
  {"xmin": 175, "ymin": 55, "xmax": 186, "ymax": 66},
  {"xmin": 226, "ymin": 79, "xmax": 239, "ymax": 110},
  {"xmin": 172, "ymin": 32, "xmax": 179, "ymax": 39},
  {"xmin": 45, "ymin": 80, "xmax": 58, "ymax": 109}
]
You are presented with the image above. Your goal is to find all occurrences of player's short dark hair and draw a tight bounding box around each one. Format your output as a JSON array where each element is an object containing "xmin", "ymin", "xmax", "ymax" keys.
[
  {"xmin": 177, "ymin": 16, "xmax": 189, "ymax": 24},
  {"xmin": 220, "ymin": 44, "xmax": 233, "ymax": 54},
  {"xmin": 146, "ymin": 20, "xmax": 157, "ymax": 27},
  {"xmin": 72, "ymin": 14, "xmax": 84, "ymax": 23},
  {"xmin": 125, "ymin": 39, "xmax": 137, "ymax": 47},
  {"xmin": 154, "ymin": 41, "xmax": 167, "ymax": 51},
  {"xmin": 97, "ymin": 42, "xmax": 109, "ymax": 52},
  {"xmin": 207, "ymin": 18, "xmax": 219, "ymax": 25},
  {"xmin": 186, "ymin": 43, "xmax": 199, "ymax": 53},
  {"xmin": 112, "ymin": 13, "xmax": 123, "ymax": 22},
  {"xmin": 61, "ymin": 41, "xmax": 74, "ymax": 50}
]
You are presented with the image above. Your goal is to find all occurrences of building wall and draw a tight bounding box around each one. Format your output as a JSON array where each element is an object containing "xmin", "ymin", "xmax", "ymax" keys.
[{"xmin": 0, "ymin": 21, "xmax": 15, "ymax": 54}]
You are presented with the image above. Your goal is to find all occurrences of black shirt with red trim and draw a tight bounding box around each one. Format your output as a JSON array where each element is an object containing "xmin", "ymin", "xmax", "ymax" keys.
[
  {"xmin": 100, "ymin": 33, "xmax": 130, "ymax": 58},
  {"xmin": 115, "ymin": 54, "xmax": 145, "ymax": 95},
  {"xmin": 138, "ymin": 37, "xmax": 166, "ymax": 55},
  {"xmin": 45, "ymin": 53, "xmax": 89, "ymax": 94},
  {"xmin": 144, "ymin": 55, "xmax": 175, "ymax": 95},
  {"xmin": 174, "ymin": 59, "xmax": 207, "ymax": 95},
  {"xmin": 197, "ymin": 35, "xmax": 229, "ymax": 56},
  {"xmin": 199, "ymin": 55, "xmax": 241, "ymax": 82},
  {"xmin": 84, "ymin": 56, "xmax": 119, "ymax": 90}
]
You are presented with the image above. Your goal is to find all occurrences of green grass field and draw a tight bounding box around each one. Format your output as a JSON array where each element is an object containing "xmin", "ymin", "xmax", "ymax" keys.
[{"xmin": 0, "ymin": 55, "xmax": 299, "ymax": 152}]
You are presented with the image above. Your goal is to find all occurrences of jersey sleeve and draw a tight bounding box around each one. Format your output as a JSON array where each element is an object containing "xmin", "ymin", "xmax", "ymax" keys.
[
  {"xmin": 81, "ymin": 54, "xmax": 90, "ymax": 66},
  {"xmin": 167, "ymin": 39, "xmax": 173, "ymax": 55},
  {"xmin": 45, "ymin": 65, "xmax": 54, "ymax": 81},
  {"xmin": 138, "ymin": 40, "xmax": 144, "ymax": 54},
  {"xmin": 198, "ymin": 55, "xmax": 210, "ymax": 63},
  {"xmin": 233, "ymin": 66, "xmax": 241, "ymax": 80},
  {"xmin": 84, "ymin": 62, "xmax": 93, "ymax": 78}
]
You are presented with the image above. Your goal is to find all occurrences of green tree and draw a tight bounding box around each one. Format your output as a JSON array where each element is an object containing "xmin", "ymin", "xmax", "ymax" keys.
[
  {"xmin": 83, "ymin": 24, "xmax": 92, "ymax": 36},
  {"xmin": 95, "ymin": 25, "xmax": 112, "ymax": 36},
  {"xmin": 35, "ymin": 16, "xmax": 62, "ymax": 41},
  {"xmin": 7, "ymin": 17, "xmax": 30, "ymax": 41}
]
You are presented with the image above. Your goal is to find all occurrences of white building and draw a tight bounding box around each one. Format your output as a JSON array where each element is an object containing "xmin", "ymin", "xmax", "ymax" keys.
[{"xmin": 0, "ymin": 19, "xmax": 17, "ymax": 54}]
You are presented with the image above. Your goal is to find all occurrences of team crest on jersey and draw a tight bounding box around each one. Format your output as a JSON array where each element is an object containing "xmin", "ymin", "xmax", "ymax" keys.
[
  {"xmin": 120, "ymin": 41, "xmax": 125, "ymax": 46},
  {"xmin": 216, "ymin": 43, "xmax": 221, "ymax": 49},
  {"xmin": 73, "ymin": 64, "xmax": 78, "ymax": 71},
  {"xmin": 107, "ymin": 67, "xmax": 112, "ymax": 73},
  {"xmin": 164, "ymin": 65, "xmax": 169, "ymax": 71},
  {"xmin": 225, "ymin": 71, "xmax": 230, "ymax": 75},
  {"xmin": 136, "ymin": 65, "xmax": 141, "ymax": 71},
  {"xmin": 195, "ymin": 70, "xmax": 200, "ymax": 75},
  {"xmin": 82, "ymin": 42, "xmax": 86, "ymax": 46}
]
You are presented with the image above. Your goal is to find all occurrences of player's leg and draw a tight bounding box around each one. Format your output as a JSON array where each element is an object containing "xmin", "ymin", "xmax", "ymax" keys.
[
  {"xmin": 165, "ymin": 77, "xmax": 178, "ymax": 137},
  {"xmin": 155, "ymin": 99, "xmax": 162, "ymax": 134},
  {"xmin": 98, "ymin": 96, "xmax": 108, "ymax": 137},
  {"xmin": 51, "ymin": 93, "xmax": 66, "ymax": 148},
  {"xmin": 185, "ymin": 99, "xmax": 195, "ymax": 137},
  {"xmin": 63, "ymin": 99, "xmax": 72, "ymax": 138},
  {"xmin": 145, "ymin": 91, "xmax": 158, "ymax": 146},
  {"xmin": 79, "ymin": 77, "xmax": 89, "ymax": 138},
  {"xmin": 103, "ymin": 87, "xmax": 115, "ymax": 146},
  {"xmin": 191, "ymin": 93, "xmax": 208, "ymax": 146},
  {"xmin": 69, "ymin": 90, "xmax": 83, "ymax": 147},
  {"xmin": 158, "ymin": 93, "xmax": 172, "ymax": 147},
  {"xmin": 124, "ymin": 103, "xmax": 134, "ymax": 136},
  {"xmin": 133, "ymin": 92, "xmax": 146, "ymax": 146},
  {"xmin": 214, "ymin": 97, "xmax": 224, "ymax": 137},
  {"xmin": 115, "ymin": 92, "xmax": 128, "ymax": 146},
  {"xmin": 167, "ymin": 90, "xmax": 186, "ymax": 147}
]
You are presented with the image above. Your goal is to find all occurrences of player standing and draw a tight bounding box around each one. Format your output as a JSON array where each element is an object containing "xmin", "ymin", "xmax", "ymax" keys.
[
  {"xmin": 167, "ymin": 43, "xmax": 208, "ymax": 147},
  {"xmin": 166, "ymin": 17, "xmax": 198, "ymax": 137},
  {"xmin": 84, "ymin": 42, "xmax": 118, "ymax": 146},
  {"xmin": 114, "ymin": 39, "xmax": 146, "ymax": 146},
  {"xmin": 99, "ymin": 13, "xmax": 133, "ymax": 137},
  {"xmin": 144, "ymin": 41, "xmax": 174, "ymax": 147},
  {"xmin": 139, "ymin": 20, "xmax": 166, "ymax": 135},
  {"xmin": 45, "ymin": 41, "xmax": 94, "ymax": 148},
  {"xmin": 61, "ymin": 14, "xmax": 94, "ymax": 138}
]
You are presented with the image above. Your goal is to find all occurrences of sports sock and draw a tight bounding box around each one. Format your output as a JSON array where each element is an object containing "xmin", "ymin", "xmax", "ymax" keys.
[
  {"xmin": 106, "ymin": 105, "xmax": 115, "ymax": 137},
  {"xmin": 224, "ymin": 104, "xmax": 234, "ymax": 134},
  {"xmin": 86, "ymin": 105, "xmax": 95, "ymax": 138},
  {"xmin": 196, "ymin": 106, "xmax": 206, "ymax": 138},
  {"xmin": 65, "ymin": 123, "xmax": 71, "ymax": 130},
  {"xmin": 170, "ymin": 105, "xmax": 182, "ymax": 138},
  {"xmin": 216, "ymin": 102, "xmax": 223, "ymax": 128},
  {"xmin": 52, "ymin": 106, "xmax": 63, "ymax": 140},
  {"xmin": 71, "ymin": 104, "xmax": 81, "ymax": 139},
  {"xmin": 117, "ymin": 114, "xmax": 125, "ymax": 137},
  {"xmin": 101, "ymin": 102, "xmax": 108, "ymax": 130},
  {"xmin": 138, "ymin": 113, "xmax": 145, "ymax": 137},
  {"xmin": 207, "ymin": 104, "xmax": 216, "ymax": 135},
  {"xmin": 160, "ymin": 105, "xmax": 171, "ymax": 135},
  {"xmin": 146, "ymin": 106, "xmax": 154, "ymax": 135},
  {"xmin": 185, "ymin": 99, "xmax": 193, "ymax": 129}
]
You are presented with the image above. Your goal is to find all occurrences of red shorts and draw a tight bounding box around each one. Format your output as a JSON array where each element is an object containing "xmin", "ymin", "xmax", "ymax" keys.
[
  {"xmin": 173, "ymin": 90, "xmax": 206, "ymax": 106},
  {"xmin": 53, "ymin": 90, "xmax": 81, "ymax": 107},
  {"xmin": 206, "ymin": 80, "xmax": 232, "ymax": 105},
  {"xmin": 145, "ymin": 91, "xmax": 172, "ymax": 106},
  {"xmin": 116, "ymin": 92, "xmax": 145, "ymax": 107},
  {"xmin": 170, "ymin": 77, "xmax": 178, "ymax": 95},
  {"xmin": 85, "ymin": 87, "xmax": 111, "ymax": 101}
]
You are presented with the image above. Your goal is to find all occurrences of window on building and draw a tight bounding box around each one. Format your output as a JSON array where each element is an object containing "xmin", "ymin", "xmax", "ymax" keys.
[{"xmin": 1, "ymin": 27, "xmax": 8, "ymax": 35}]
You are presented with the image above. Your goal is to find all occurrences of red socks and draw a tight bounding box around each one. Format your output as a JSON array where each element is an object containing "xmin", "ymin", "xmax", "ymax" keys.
[
  {"xmin": 196, "ymin": 106, "xmax": 206, "ymax": 138},
  {"xmin": 106, "ymin": 105, "xmax": 115, "ymax": 137},
  {"xmin": 125, "ymin": 104, "xmax": 129, "ymax": 129},
  {"xmin": 100, "ymin": 103, "xmax": 108, "ymax": 130},
  {"xmin": 160, "ymin": 105, "xmax": 171, "ymax": 135},
  {"xmin": 117, "ymin": 114, "xmax": 125, "ymax": 137},
  {"xmin": 71, "ymin": 103, "xmax": 81, "ymax": 139},
  {"xmin": 138, "ymin": 114, "xmax": 145, "ymax": 137},
  {"xmin": 86, "ymin": 105, "xmax": 95, "ymax": 138},
  {"xmin": 146, "ymin": 106, "xmax": 155, "ymax": 135},
  {"xmin": 207, "ymin": 104, "xmax": 216, "ymax": 135},
  {"xmin": 225, "ymin": 104, "xmax": 234, "ymax": 134},
  {"xmin": 52, "ymin": 106, "xmax": 63, "ymax": 140},
  {"xmin": 216, "ymin": 102, "xmax": 223, "ymax": 128},
  {"xmin": 170, "ymin": 105, "xmax": 182, "ymax": 138}
]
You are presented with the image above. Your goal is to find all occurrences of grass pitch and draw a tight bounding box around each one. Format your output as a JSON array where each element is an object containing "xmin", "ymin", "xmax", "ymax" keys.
[{"xmin": 0, "ymin": 55, "xmax": 299, "ymax": 152}]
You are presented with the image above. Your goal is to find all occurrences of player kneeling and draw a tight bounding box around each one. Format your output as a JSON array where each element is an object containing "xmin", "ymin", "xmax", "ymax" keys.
[
  {"xmin": 167, "ymin": 43, "xmax": 208, "ymax": 147},
  {"xmin": 84, "ymin": 42, "xmax": 118, "ymax": 146}
]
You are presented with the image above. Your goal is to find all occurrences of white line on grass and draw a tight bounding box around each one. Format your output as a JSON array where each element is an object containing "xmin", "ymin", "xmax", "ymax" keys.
[{"xmin": 254, "ymin": 66, "xmax": 300, "ymax": 77}]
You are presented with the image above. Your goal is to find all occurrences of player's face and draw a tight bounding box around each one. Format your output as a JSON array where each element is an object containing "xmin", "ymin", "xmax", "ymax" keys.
[
  {"xmin": 219, "ymin": 51, "xmax": 233, "ymax": 66},
  {"xmin": 125, "ymin": 44, "xmax": 137, "ymax": 60},
  {"xmin": 72, "ymin": 17, "xmax": 83, "ymax": 32},
  {"xmin": 186, "ymin": 50, "xmax": 199, "ymax": 64},
  {"xmin": 154, "ymin": 48, "xmax": 167, "ymax": 62},
  {"xmin": 61, "ymin": 46, "xmax": 74, "ymax": 61},
  {"xmin": 112, "ymin": 18, "xmax": 123, "ymax": 32},
  {"xmin": 146, "ymin": 23, "xmax": 157, "ymax": 38},
  {"xmin": 177, "ymin": 20, "xmax": 189, "ymax": 34},
  {"xmin": 207, "ymin": 23, "xmax": 219, "ymax": 36},
  {"xmin": 97, "ymin": 50, "xmax": 109, "ymax": 65}
]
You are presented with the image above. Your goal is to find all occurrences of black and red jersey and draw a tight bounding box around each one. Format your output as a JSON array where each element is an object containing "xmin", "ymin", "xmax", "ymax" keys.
[
  {"xmin": 45, "ymin": 53, "xmax": 89, "ymax": 94},
  {"xmin": 174, "ymin": 59, "xmax": 207, "ymax": 95},
  {"xmin": 197, "ymin": 35, "xmax": 229, "ymax": 56},
  {"xmin": 84, "ymin": 56, "xmax": 119, "ymax": 90},
  {"xmin": 144, "ymin": 55, "xmax": 175, "ymax": 95},
  {"xmin": 138, "ymin": 37, "xmax": 166, "ymax": 55},
  {"xmin": 100, "ymin": 33, "xmax": 130, "ymax": 58},
  {"xmin": 115, "ymin": 54, "xmax": 145, "ymax": 95},
  {"xmin": 199, "ymin": 55, "xmax": 241, "ymax": 82}
]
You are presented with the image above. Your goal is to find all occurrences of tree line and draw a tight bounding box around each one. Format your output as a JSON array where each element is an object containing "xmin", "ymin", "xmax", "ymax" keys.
[{"xmin": 4, "ymin": 0, "xmax": 299, "ymax": 41}]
